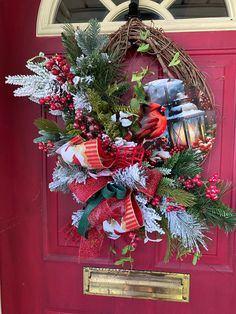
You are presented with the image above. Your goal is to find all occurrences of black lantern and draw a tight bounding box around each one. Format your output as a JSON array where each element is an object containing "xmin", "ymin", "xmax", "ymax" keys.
[{"xmin": 167, "ymin": 93, "xmax": 206, "ymax": 148}]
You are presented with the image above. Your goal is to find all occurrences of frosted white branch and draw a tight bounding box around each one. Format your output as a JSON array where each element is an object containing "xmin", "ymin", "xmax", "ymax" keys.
[
  {"xmin": 6, "ymin": 62, "xmax": 61, "ymax": 102},
  {"xmin": 112, "ymin": 164, "xmax": 146, "ymax": 190},
  {"xmin": 72, "ymin": 210, "xmax": 83, "ymax": 227},
  {"xmin": 160, "ymin": 198, "xmax": 208, "ymax": 253},
  {"xmin": 49, "ymin": 162, "xmax": 88, "ymax": 193},
  {"xmin": 136, "ymin": 195, "xmax": 165, "ymax": 243}
]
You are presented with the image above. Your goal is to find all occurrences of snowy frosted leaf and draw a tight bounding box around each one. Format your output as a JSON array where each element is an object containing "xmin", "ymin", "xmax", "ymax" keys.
[{"xmin": 112, "ymin": 164, "xmax": 146, "ymax": 190}]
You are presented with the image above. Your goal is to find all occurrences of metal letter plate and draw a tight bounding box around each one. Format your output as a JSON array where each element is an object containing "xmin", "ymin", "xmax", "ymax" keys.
[{"xmin": 83, "ymin": 267, "xmax": 190, "ymax": 302}]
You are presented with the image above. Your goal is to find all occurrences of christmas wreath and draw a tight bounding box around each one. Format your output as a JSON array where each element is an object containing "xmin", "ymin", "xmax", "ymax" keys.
[{"xmin": 6, "ymin": 19, "xmax": 236, "ymax": 266}]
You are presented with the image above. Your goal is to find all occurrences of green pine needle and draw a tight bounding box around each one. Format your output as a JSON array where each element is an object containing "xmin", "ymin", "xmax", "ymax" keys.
[
  {"xmin": 75, "ymin": 19, "xmax": 108, "ymax": 56},
  {"xmin": 61, "ymin": 24, "xmax": 81, "ymax": 67},
  {"xmin": 165, "ymin": 150, "xmax": 202, "ymax": 178},
  {"xmin": 157, "ymin": 177, "xmax": 196, "ymax": 206}
]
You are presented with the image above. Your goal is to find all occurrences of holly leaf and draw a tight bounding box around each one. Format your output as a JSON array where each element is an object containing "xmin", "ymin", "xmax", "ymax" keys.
[
  {"xmin": 168, "ymin": 52, "xmax": 181, "ymax": 67},
  {"xmin": 130, "ymin": 98, "xmax": 140, "ymax": 110},
  {"xmin": 122, "ymin": 245, "xmax": 135, "ymax": 255},
  {"xmin": 34, "ymin": 118, "xmax": 63, "ymax": 134},
  {"xmin": 137, "ymin": 43, "xmax": 150, "ymax": 53},
  {"xmin": 133, "ymin": 85, "xmax": 147, "ymax": 103},
  {"xmin": 131, "ymin": 72, "xmax": 143, "ymax": 82},
  {"xmin": 131, "ymin": 67, "xmax": 153, "ymax": 83},
  {"xmin": 114, "ymin": 257, "xmax": 134, "ymax": 266},
  {"xmin": 140, "ymin": 30, "xmax": 150, "ymax": 40},
  {"xmin": 33, "ymin": 130, "xmax": 60, "ymax": 143}
]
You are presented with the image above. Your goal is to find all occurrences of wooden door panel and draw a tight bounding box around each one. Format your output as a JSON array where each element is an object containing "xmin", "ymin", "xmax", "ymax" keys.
[
  {"xmin": 39, "ymin": 51, "xmax": 236, "ymax": 313},
  {"xmin": 1, "ymin": 0, "xmax": 236, "ymax": 312}
]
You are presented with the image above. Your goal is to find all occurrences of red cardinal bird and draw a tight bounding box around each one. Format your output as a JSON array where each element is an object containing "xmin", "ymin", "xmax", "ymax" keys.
[{"xmin": 137, "ymin": 102, "xmax": 167, "ymax": 139}]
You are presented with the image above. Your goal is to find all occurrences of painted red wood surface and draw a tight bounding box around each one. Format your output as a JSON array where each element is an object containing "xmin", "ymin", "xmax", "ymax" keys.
[{"xmin": 1, "ymin": 1, "xmax": 236, "ymax": 313}]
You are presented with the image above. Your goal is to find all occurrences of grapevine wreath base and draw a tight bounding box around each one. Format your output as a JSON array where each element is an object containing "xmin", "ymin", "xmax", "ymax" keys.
[{"xmin": 6, "ymin": 19, "xmax": 236, "ymax": 266}]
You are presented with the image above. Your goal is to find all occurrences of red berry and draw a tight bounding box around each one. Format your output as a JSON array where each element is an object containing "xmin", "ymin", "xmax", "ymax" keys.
[
  {"xmin": 51, "ymin": 69, "xmax": 60, "ymax": 75},
  {"xmin": 39, "ymin": 98, "xmax": 46, "ymax": 105},
  {"xmin": 56, "ymin": 55, "xmax": 63, "ymax": 62}
]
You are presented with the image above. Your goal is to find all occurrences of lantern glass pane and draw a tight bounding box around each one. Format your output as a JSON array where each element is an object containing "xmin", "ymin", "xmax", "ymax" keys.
[
  {"xmin": 169, "ymin": 121, "xmax": 187, "ymax": 146},
  {"xmin": 186, "ymin": 117, "xmax": 201, "ymax": 144}
]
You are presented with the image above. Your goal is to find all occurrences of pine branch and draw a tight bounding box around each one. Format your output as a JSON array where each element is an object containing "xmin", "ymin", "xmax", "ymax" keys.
[
  {"xmin": 165, "ymin": 150, "xmax": 202, "ymax": 178},
  {"xmin": 61, "ymin": 24, "xmax": 81, "ymax": 68},
  {"xmin": 157, "ymin": 178, "xmax": 196, "ymax": 207},
  {"xmin": 75, "ymin": 19, "xmax": 108, "ymax": 56},
  {"xmin": 86, "ymin": 89, "xmax": 109, "ymax": 113},
  {"xmin": 165, "ymin": 152, "xmax": 180, "ymax": 169},
  {"xmin": 107, "ymin": 82, "xmax": 130, "ymax": 98},
  {"xmin": 191, "ymin": 198, "xmax": 236, "ymax": 232},
  {"xmin": 111, "ymin": 105, "xmax": 139, "ymax": 114}
]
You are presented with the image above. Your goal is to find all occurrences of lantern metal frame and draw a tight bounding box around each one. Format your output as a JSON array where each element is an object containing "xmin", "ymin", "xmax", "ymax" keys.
[{"xmin": 167, "ymin": 111, "xmax": 206, "ymax": 148}]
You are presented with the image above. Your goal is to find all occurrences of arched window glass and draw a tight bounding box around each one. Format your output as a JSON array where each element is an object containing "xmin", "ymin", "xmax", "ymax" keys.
[
  {"xmin": 169, "ymin": 0, "xmax": 228, "ymax": 19},
  {"xmin": 55, "ymin": 1, "xmax": 108, "ymax": 23},
  {"xmin": 114, "ymin": 9, "xmax": 164, "ymax": 21},
  {"xmin": 37, "ymin": 0, "xmax": 236, "ymax": 36}
]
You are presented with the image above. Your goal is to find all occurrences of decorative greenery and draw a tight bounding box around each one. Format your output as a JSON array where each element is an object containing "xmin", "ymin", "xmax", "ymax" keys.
[
  {"xmin": 6, "ymin": 18, "xmax": 236, "ymax": 268},
  {"xmin": 165, "ymin": 150, "xmax": 202, "ymax": 178}
]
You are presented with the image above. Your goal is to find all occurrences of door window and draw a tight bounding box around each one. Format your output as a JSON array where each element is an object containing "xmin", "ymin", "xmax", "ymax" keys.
[{"xmin": 37, "ymin": 1, "xmax": 236, "ymax": 38}]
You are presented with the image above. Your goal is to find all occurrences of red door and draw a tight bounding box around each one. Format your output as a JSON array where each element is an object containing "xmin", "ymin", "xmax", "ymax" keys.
[{"xmin": 1, "ymin": 1, "xmax": 236, "ymax": 313}]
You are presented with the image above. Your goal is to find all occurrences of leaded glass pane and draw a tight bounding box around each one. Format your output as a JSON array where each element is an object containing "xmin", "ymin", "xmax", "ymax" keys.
[
  {"xmin": 169, "ymin": 0, "xmax": 228, "ymax": 19},
  {"xmin": 55, "ymin": 0, "xmax": 108, "ymax": 23}
]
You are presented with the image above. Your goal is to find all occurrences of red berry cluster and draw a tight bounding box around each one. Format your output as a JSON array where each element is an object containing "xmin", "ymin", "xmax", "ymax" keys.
[
  {"xmin": 74, "ymin": 110, "xmax": 102, "ymax": 139},
  {"xmin": 38, "ymin": 140, "xmax": 54, "ymax": 152},
  {"xmin": 206, "ymin": 174, "xmax": 220, "ymax": 200},
  {"xmin": 166, "ymin": 204, "xmax": 186, "ymax": 212},
  {"xmin": 45, "ymin": 55, "xmax": 74, "ymax": 84},
  {"xmin": 151, "ymin": 195, "xmax": 161, "ymax": 206},
  {"xmin": 101, "ymin": 136, "xmax": 117, "ymax": 157},
  {"xmin": 179, "ymin": 174, "xmax": 203, "ymax": 189},
  {"xmin": 192, "ymin": 137, "xmax": 215, "ymax": 153},
  {"xmin": 39, "ymin": 94, "xmax": 74, "ymax": 111},
  {"xmin": 170, "ymin": 144, "xmax": 187, "ymax": 155},
  {"xmin": 128, "ymin": 232, "xmax": 141, "ymax": 249},
  {"xmin": 165, "ymin": 197, "xmax": 186, "ymax": 212}
]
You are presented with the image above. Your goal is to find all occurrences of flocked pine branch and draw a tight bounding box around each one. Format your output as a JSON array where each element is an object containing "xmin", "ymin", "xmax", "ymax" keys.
[
  {"xmin": 75, "ymin": 19, "xmax": 108, "ymax": 56},
  {"xmin": 136, "ymin": 194, "xmax": 165, "ymax": 243},
  {"xmin": 61, "ymin": 24, "xmax": 81, "ymax": 68},
  {"xmin": 160, "ymin": 198, "xmax": 208, "ymax": 253},
  {"xmin": 6, "ymin": 59, "xmax": 61, "ymax": 101},
  {"xmin": 112, "ymin": 164, "xmax": 146, "ymax": 190},
  {"xmin": 49, "ymin": 162, "xmax": 88, "ymax": 193}
]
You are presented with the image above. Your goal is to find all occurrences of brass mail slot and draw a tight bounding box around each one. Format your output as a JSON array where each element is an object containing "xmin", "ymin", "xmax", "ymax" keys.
[{"xmin": 83, "ymin": 267, "xmax": 190, "ymax": 302}]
